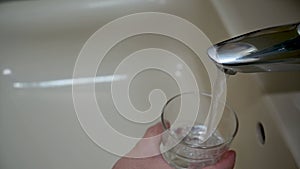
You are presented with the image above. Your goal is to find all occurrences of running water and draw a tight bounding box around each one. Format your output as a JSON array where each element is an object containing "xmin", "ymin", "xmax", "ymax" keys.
[
  {"xmin": 200, "ymin": 71, "xmax": 229, "ymax": 143},
  {"xmin": 166, "ymin": 70, "xmax": 229, "ymax": 145}
]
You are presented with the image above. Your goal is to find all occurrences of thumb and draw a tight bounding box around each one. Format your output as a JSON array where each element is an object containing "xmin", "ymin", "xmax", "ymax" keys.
[
  {"xmin": 203, "ymin": 150, "xmax": 236, "ymax": 169},
  {"xmin": 126, "ymin": 122, "xmax": 166, "ymax": 158},
  {"xmin": 143, "ymin": 122, "xmax": 165, "ymax": 137}
]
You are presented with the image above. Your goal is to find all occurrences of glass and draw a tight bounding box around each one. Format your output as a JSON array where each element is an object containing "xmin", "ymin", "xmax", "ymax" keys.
[{"xmin": 160, "ymin": 93, "xmax": 238, "ymax": 169}]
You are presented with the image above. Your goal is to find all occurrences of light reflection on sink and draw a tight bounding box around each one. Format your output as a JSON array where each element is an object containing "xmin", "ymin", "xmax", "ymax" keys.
[{"xmin": 12, "ymin": 75, "xmax": 127, "ymax": 89}]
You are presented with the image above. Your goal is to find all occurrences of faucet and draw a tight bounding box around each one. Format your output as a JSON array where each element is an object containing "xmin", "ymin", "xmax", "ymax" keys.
[{"xmin": 207, "ymin": 22, "xmax": 300, "ymax": 75}]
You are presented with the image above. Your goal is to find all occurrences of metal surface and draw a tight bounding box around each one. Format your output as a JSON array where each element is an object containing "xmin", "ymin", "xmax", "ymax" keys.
[{"xmin": 208, "ymin": 22, "xmax": 300, "ymax": 75}]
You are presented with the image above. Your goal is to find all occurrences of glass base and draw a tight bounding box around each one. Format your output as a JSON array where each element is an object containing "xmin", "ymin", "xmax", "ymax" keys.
[
  {"xmin": 161, "ymin": 151, "xmax": 218, "ymax": 169},
  {"xmin": 160, "ymin": 144, "xmax": 220, "ymax": 169}
]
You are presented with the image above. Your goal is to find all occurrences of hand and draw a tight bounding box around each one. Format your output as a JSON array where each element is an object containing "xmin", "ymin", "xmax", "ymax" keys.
[{"xmin": 112, "ymin": 122, "xmax": 236, "ymax": 169}]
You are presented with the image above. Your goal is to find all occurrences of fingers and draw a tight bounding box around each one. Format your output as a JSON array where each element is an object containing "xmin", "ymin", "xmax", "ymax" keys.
[{"xmin": 203, "ymin": 150, "xmax": 236, "ymax": 169}]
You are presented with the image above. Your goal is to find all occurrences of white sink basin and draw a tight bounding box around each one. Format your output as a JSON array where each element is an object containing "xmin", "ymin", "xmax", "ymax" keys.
[{"xmin": 0, "ymin": 1, "xmax": 299, "ymax": 169}]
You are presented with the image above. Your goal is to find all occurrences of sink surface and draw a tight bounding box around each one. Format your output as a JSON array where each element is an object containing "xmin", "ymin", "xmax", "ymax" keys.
[{"xmin": 1, "ymin": 0, "xmax": 300, "ymax": 169}]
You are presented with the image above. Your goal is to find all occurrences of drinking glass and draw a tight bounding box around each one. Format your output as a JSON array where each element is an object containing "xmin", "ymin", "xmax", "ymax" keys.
[{"xmin": 160, "ymin": 93, "xmax": 238, "ymax": 169}]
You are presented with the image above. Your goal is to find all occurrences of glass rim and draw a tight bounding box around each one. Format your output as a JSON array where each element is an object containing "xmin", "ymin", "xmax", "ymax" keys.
[{"xmin": 161, "ymin": 92, "xmax": 239, "ymax": 149}]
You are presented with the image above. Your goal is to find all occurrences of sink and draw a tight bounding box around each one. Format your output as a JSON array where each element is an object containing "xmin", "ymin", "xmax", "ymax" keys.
[{"xmin": 0, "ymin": 0, "xmax": 299, "ymax": 169}]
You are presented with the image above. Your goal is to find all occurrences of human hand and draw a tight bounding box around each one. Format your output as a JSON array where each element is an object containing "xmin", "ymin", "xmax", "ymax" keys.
[{"xmin": 112, "ymin": 122, "xmax": 236, "ymax": 169}]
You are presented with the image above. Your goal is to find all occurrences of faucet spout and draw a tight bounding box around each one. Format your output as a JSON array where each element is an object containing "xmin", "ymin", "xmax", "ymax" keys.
[{"xmin": 208, "ymin": 22, "xmax": 300, "ymax": 75}]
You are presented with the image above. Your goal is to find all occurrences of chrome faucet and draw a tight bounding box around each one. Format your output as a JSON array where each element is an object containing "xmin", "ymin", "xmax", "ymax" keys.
[{"xmin": 207, "ymin": 22, "xmax": 300, "ymax": 75}]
